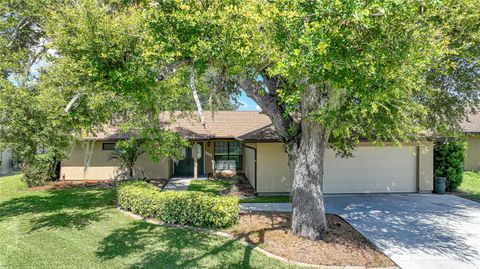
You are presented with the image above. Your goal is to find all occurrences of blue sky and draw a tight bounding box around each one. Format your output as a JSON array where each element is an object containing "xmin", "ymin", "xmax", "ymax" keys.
[{"xmin": 232, "ymin": 91, "xmax": 260, "ymax": 111}]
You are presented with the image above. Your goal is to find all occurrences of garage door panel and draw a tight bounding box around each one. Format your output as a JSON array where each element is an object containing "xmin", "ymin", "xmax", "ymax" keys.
[{"xmin": 323, "ymin": 146, "xmax": 417, "ymax": 194}]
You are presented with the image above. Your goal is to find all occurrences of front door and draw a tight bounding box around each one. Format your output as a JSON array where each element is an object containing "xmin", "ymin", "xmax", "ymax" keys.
[{"xmin": 174, "ymin": 143, "xmax": 204, "ymax": 177}]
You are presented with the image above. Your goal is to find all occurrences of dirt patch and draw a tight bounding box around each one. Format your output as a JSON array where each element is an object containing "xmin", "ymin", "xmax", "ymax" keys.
[
  {"xmin": 147, "ymin": 179, "xmax": 169, "ymax": 189},
  {"xmin": 30, "ymin": 178, "xmax": 168, "ymax": 191},
  {"xmin": 224, "ymin": 213, "xmax": 395, "ymax": 268},
  {"xmin": 30, "ymin": 180, "xmax": 115, "ymax": 191}
]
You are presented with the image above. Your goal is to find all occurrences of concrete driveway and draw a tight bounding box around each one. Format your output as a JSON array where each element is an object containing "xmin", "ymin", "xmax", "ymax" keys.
[{"xmin": 325, "ymin": 194, "xmax": 480, "ymax": 269}]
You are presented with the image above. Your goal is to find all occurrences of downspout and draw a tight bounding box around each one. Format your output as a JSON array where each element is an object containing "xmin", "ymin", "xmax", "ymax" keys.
[{"xmin": 243, "ymin": 145, "xmax": 257, "ymax": 195}]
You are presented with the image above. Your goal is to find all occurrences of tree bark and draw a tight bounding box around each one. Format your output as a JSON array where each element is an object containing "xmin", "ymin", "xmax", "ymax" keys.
[
  {"xmin": 288, "ymin": 120, "xmax": 329, "ymax": 240},
  {"xmin": 241, "ymin": 77, "xmax": 330, "ymax": 240}
]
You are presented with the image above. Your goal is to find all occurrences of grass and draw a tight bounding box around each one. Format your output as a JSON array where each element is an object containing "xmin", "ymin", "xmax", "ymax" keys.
[
  {"xmin": 0, "ymin": 174, "xmax": 296, "ymax": 269},
  {"xmin": 458, "ymin": 171, "xmax": 480, "ymax": 202},
  {"xmin": 240, "ymin": 196, "xmax": 291, "ymax": 203},
  {"xmin": 187, "ymin": 179, "xmax": 236, "ymax": 194},
  {"xmin": 188, "ymin": 179, "xmax": 291, "ymax": 203}
]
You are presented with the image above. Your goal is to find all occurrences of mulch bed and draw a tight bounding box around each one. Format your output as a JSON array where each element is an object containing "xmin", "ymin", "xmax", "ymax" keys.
[
  {"xmin": 30, "ymin": 180, "xmax": 115, "ymax": 191},
  {"xmin": 224, "ymin": 213, "xmax": 395, "ymax": 268},
  {"xmin": 147, "ymin": 179, "xmax": 169, "ymax": 189},
  {"xmin": 30, "ymin": 178, "xmax": 168, "ymax": 191}
]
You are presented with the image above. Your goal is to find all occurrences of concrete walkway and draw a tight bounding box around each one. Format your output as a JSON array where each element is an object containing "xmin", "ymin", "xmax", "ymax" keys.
[
  {"xmin": 240, "ymin": 194, "xmax": 480, "ymax": 269},
  {"xmin": 240, "ymin": 203, "xmax": 292, "ymax": 212},
  {"xmin": 162, "ymin": 176, "xmax": 208, "ymax": 191}
]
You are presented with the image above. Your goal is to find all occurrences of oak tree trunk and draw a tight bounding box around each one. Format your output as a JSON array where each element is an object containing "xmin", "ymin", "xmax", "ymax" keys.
[{"xmin": 288, "ymin": 120, "xmax": 329, "ymax": 240}]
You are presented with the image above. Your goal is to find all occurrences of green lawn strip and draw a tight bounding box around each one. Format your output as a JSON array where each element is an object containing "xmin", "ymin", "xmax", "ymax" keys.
[
  {"xmin": 0, "ymin": 175, "xmax": 296, "ymax": 269},
  {"xmin": 458, "ymin": 171, "xmax": 480, "ymax": 202},
  {"xmin": 187, "ymin": 179, "xmax": 236, "ymax": 194},
  {"xmin": 240, "ymin": 196, "xmax": 291, "ymax": 203}
]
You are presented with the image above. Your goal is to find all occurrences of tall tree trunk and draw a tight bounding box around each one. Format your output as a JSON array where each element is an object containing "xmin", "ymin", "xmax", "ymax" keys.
[{"xmin": 288, "ymin": 120, "xmax": 329, "ymax": 240}]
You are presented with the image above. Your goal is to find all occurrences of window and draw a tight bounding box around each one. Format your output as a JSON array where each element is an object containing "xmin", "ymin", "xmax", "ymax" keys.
[
  {"xmin": 214, "ymin": 141, "xmax": 243, "ymax": 170},
  {"xmin": 102, "ymin": 143, "xmax": 116, "ymax": 151}
]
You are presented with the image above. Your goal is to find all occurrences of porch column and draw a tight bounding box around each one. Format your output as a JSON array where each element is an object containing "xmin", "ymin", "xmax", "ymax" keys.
[{"xmin": 193, "ymin": 142, "xmax": 198, "ymax": 179}]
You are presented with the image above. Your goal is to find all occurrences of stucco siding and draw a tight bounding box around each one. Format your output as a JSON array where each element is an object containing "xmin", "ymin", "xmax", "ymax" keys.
[
  {"xmin": 465, "ymin": 135, "xmax": 480, "ymax": 171},
  {"xmin": 61, "ymin": 142, "xmax": 172, "ymax": 180},
  {"xmin": 243, "ymin": 143, "xmax": 256, "ymax": 189},
  {"xmin": 256, "ymin": 143, "xmax": 292, "ymax": 193},
  {"xmin": 418, "ymin": 143, "xmax": 434, "ymax": 192},
  {"xmin": 204, "ymin": 142, "xmax": 214, "ymax": 174}
]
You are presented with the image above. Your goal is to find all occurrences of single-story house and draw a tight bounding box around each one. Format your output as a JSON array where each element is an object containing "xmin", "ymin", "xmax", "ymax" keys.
[
  {"xmin": 0, "ymin": 149, "xmax": 13, "ymax": 175},
  {"xmin": 462, "ymin": 113, "xmax": 480, "ymax": 171},
  {"xmin": 60, "ymin": 111, "xmax": 434, "ymax": 194}
]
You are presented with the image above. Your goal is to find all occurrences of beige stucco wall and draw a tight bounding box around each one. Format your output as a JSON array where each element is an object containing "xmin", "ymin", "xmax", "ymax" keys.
[
  {"xmin": 61, "ymin": 142, "xmax": 172, "ymax": 180},
  {"xmin": 204, "ymin": 141, "xmax": 214, "ymax": 174},
  {"xmin": 256, "ymin": 143, "xmax": 292, "ymax": 193},
  {"xmin": 465, "ymin": 135, "xmax": 480, "ymax": 171},
  {"xmin": 253, "ymin": 142, "xmax": 434, "ymax": 194},
  {"xmin": 243, "ymin": 143, "xmax": 257, "ymax": 189},
  {"xmin": 418, "ymin": 143, "xmax": 434, "ymax": 192}
]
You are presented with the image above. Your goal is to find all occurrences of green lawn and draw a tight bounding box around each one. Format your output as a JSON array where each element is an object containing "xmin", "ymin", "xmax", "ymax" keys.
[
  {"xmin": 459, "ymin": 171, "xmax": 480, "ymax": 202},
  {"xmin": 0, "ymin": 175, "xmax": 296, "ymax": 269},
  {"xmin": 188, "ymin": 179, "xmax": 236, "ymax": 194},
  {"xmin": 240, "ymin": 196, "xmax": 290, "ymax": 203},
  {"xmin": 187, "ymin": 180, "xmax": 290, "ymax": 203}
]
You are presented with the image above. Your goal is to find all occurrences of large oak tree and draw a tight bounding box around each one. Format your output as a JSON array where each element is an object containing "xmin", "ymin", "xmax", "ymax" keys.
[{"xmin": 2, "ymin": 0, "xmax": 479, "ymax": 239}]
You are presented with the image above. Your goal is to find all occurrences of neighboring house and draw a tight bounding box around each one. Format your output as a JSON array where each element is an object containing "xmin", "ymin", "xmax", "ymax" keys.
[
  {"xmin": 60, "ymin": 111, "xmax": 434, "ymax": 194},
  {"xmin": 462, "ymin": 113, "xmax": 480, "ymax": 171},
  {"xmin": 0, "ymin": 149, "xmax": 13, "ymax": 175}
]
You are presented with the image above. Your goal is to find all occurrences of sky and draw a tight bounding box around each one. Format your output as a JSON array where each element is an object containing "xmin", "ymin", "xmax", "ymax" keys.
[{"xmin": 233, "ymin": 91, "xmax": 261, "ymax": 111}]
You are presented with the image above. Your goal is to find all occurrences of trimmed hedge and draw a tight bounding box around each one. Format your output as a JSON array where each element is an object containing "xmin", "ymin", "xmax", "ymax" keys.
[{"xmin": 117, "ymin": 181, "xmax": 239, "ymax": 228}]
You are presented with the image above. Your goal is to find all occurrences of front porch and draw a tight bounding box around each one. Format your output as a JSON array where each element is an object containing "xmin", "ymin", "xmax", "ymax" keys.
[{"xmin": 172, "ymin": 140, "xmax": 246, "ymax": 180}]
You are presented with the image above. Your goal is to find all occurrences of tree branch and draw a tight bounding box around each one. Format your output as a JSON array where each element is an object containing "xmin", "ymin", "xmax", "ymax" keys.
[
  {"xmin": 64, "ymin": 91, "xmax": 83, "ymax": 113},
  {"xmin": 7, "ymin": 17, "xmax": 30, "ymax": 48},
  {"xmin": 24, "ymin": 46, "xmax": 46, "ymax": 77},
  {"xmin": 156, "ymin": 60, "xmax": 189, "ymax": 81},
  {"xmin": 189, "ymin": 62, "xmax": 206, "ymax": 128},
  {"xmin": 237, "ymin": 76, "xmax": 297, "ymax": 141}
]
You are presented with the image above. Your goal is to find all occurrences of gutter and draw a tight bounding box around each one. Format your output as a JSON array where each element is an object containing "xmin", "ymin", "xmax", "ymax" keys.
[{"xmin": 243, "ymin": 144, "xmax": 257, "ymax": 195}]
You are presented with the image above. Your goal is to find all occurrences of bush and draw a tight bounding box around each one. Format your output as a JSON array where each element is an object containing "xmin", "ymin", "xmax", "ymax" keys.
[
  {"xmin": 434, "ymin": 141, "xmax": 466, "ymax": 191},
  {"xmin": 117, "ymin": 181, "xmax": 239, "ymax": 228},
  {"xmin": 22, "ymin": 153, "xmax": 58, "ymax": 187}
]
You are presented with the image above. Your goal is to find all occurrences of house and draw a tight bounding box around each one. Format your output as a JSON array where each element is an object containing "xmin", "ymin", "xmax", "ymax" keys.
[
  {"xmin": 60, "ymin": 111, "xmax": 434, "ymax": 194},
  {"xmin": 462, "ymin": 113, "xmax": 480, "ymax": 171},
  {"xmin": 0, "ymin": 149, "xmax": 13, "ymax": 175}
]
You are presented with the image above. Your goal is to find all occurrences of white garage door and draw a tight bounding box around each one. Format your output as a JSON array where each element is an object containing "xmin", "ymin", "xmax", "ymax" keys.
[{"xmin": 323, "ymin": 146, "xmax": 417, "ymax": 194}]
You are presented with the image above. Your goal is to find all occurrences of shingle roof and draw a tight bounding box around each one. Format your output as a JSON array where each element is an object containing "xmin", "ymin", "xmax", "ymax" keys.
[
  {"xmin": 461, "ymin": 112, "xmax": 480, "ymax": 133},
  {"xmin": 88, "ymin": 111, "xmax": 282, "ymax": 141}
]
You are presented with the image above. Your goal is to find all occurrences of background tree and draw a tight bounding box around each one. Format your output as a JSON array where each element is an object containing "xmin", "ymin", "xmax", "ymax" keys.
[
  {"xmin": 3, "ymin": 0, "xmax": 479, "ymax": 240},
  {"xmin": 109, "ymin": 138, "xmax": 145, "ymax": 180}
]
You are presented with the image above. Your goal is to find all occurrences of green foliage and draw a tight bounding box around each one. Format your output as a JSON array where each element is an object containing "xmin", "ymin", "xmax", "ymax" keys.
[
  {"xmin": 117, "ymin": 181, "xmax": 239, "ymax": 228},
  {"xmin": 434, "ymin": 141, "xmax": 466, "ymax": 191},
  {"xmin": 21, "ymin": 152, "xmax": 58, "ymax": 187}
]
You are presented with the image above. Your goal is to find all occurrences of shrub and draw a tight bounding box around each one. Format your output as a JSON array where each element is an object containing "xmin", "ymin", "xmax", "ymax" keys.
[
  {"xmin": 434, "ymin": 141, "xmax": 466, "ymax": 191},
  {"xmin": 117, "ymin": 181, "xmax": 239, "ymax": 228},
  {"xmin": 22, "ymin": 153, "xmax": 58, "ymax": 187}
]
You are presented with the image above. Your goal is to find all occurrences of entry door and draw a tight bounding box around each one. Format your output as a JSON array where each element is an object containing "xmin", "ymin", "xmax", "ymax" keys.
[{"xmin": 174, "ymin": 143, "xmax": 204, "ymax": 176}]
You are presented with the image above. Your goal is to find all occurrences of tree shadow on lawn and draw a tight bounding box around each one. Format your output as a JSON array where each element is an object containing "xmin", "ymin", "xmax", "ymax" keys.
[
  {"xmin": 96, "ymin": 221, "xmax": 267, "ymax": 269},
  {"xmin": 0, "ymin": 187, "xmax": 115, "ymax": 232}
]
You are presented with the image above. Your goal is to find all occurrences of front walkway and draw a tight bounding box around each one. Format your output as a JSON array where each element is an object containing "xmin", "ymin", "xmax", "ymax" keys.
[
  {"xmin": 241, "ymin": 194, "xmax": 480, "ymax": 269},
  {"xmin": 162, "ymin": 176, "xmax": 208, "ymax": 191}
]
